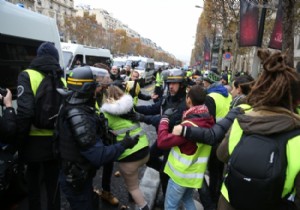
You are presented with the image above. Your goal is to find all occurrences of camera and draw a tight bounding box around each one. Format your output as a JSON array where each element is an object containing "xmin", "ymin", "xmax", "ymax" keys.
[{"xmin": 0, "ymin": 88, "xmax": 7, "ymax": 97}]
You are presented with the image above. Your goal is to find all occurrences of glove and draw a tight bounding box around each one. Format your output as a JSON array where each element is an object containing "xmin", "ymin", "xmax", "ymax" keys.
[
  {"xmin": 120, "ymin": 131, "xmax": 139, "ymax": 149},
  {"xmin": 162, "ymin": 108, "xmax": 178, "ymax": 119},
  {"xmin": 121, "ymin": 112, "xmax": 145, "ymax": 122}
]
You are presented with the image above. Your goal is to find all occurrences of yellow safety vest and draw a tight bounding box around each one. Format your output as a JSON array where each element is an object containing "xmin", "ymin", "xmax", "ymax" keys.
[
  {"xmin": 209, "ymin": 92, "xmax": 232, "ymax": 122},
  {"xmin": 104, "ymin": 112, "xmax": 149, "ymax": 160},
  {"xmin": 25, "ymin": 69, "xmax": 66, "ymax": 136},
  {"xmin": 221, "ymin": 109, "xmax": 300, "ymax": 202},
  {"xmin": 155, "ymin": 72, "xmax": 163, "ymax": 87},
  {"xmin": 164, "ymin": 120, "xmax": 211, "ymax": 188}
]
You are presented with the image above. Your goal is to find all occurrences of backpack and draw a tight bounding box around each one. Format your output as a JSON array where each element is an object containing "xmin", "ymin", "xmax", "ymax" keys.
[
  {"xmin": 33, "ymin": 70, "xmax": 65, "ymax": 129},
  {"xmin": 225, "ymin": 129, "xmax": 300, "ymax": 210}
]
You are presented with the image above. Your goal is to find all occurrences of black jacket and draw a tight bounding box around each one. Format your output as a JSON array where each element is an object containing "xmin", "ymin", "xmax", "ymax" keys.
[{"xmin": 17, "ymin": 55, "xmax": 62, "ymax": 162}]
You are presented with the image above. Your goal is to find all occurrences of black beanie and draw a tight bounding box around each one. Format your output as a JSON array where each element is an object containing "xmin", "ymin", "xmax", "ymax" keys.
[{"xmin": 37, "ymin": 42, "xmax": 59, "ymax": 62}]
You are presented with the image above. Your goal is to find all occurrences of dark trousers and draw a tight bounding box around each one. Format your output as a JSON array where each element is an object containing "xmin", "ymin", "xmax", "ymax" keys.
[
  {"xmin": 59, "ymin": 171, "xmax": 97, "ymax": 210},
  {"xmin": 101, "ymin": 162, "xmax": 114, "ymax": 192},
  {"xmin": 26, "ymin": 159, "xmax": 60, "ymax": 210},
  {"xmin": 146, "ymin": 141, "xmax": 170, "ymax": 196},
  {"xmin": 199, "ymin": 145, "xmax": 223, "ymax": 210}
]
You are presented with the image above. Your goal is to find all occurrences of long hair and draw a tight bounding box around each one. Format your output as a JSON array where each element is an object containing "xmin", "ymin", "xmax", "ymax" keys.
[{"xmin": 246, "ymin": 49, "xmax": 300, "ymax": 111}]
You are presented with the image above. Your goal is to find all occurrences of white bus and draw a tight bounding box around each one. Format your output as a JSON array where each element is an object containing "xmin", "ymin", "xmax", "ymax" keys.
[
  {"xmin": 0, "ymin": 0, "xmax": 63, "ymax": 98},
  {"xmin": 61, "ymin": 42, "xmax": 112, "ymax": 73}
]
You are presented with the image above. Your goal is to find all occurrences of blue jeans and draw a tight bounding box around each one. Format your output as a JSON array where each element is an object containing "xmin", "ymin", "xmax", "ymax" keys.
[{"xmin": 164, "ymin": 178, "xmax": 197, "ymax": 210}]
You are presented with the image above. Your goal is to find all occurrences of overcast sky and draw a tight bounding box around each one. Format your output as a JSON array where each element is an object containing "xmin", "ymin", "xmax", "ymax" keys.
[{"xmin": 74, "ymin": 0, "xmax": 204, "ymax": 64}]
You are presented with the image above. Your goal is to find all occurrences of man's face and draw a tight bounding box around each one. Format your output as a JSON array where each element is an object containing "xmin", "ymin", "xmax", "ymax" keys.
[
  {"xmin": 131, "ymin": 72, "xmax": 139, "ymax": 81},
  {"xmin": 110, "ymin": 66, "xmax": 118, "ymax": 75},
  {"xmin": 203, "ymin": 80, "xmax": 211, "ymax": 88},
  {"xmin": 168, "ymin": 82, "xmax": 181, "ymax": 96}
]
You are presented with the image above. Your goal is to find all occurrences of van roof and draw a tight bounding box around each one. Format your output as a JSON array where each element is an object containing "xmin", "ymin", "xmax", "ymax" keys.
[
  {"xmin": 0, "ymin": 0, "xmax": 60, "ymax": 43},
  {"xmin": 126, "ymin": 56, "xmax": 154, "ymax": 63},
  {"xmin": 61, "ymin": 42, "xmax": 112, "ymax": 58}
]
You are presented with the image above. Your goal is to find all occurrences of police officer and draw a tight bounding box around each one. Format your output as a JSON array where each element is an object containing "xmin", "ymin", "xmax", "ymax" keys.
[
  {"xmin": 125, "ymin": 68, "xmax": 187, "ymax": 197},
  {"xmin": 57, "ymin": 66, "xmax": 139, "ymax": 210}
]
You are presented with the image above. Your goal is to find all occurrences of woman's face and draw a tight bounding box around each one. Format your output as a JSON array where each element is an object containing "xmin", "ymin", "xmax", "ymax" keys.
[{"xmin": 231, "ymin": 81, "xmax": 241, "ymax": 97}]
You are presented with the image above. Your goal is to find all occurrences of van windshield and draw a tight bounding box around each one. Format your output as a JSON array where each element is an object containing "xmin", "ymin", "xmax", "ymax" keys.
[
  {"xmin": 63, "ymin": 51, "xmax": 73, "ymax": 70},
  {"xmin": 135, "ymin": 61, "xmax": 146, "ymax": 70}
]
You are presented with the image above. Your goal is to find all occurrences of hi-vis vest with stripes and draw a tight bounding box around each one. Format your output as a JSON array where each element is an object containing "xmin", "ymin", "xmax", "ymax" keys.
[
  {"xmin": 155, "ymin": 72, "xmax": 163, "ymax": 87},
  {"xmin": 220, "ymin": 105, "xmax": 300, "ymax": 202},
  {"xmin": 25, "ymin": 69, "xmax": 66, "ymax": 136},
  {"xmin": 103, "ymin": 112, "xmax": 149, "ymax": 160},
  {"xmin": 164, "ymin": 120, "xmax": 211, "ymax": 189},
  {"xmin": 209, "ymin": 92, "xmax": 232, "ymax": 122}
]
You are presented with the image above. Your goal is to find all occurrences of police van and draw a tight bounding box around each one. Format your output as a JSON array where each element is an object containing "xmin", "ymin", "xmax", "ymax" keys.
[
  {"xmin": 125, "ymin": 56, "xmax": 155, "ymax": 87},
  {"xmin": 61, "ymin": 42, "xmax": 112, "ymax": 73},
  {"xmin": 0, "ymin": 0, "xmax": 63, "ymax": 98}
]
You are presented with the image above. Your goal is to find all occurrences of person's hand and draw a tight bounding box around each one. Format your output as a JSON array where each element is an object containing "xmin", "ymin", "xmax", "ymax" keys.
[
  {"xmin": 151, "ymin": 94, "xmax": 158, "ymax": 100},
  {"xmin": 121, "ymin": 112, "xmax": 145, "ymax": 122},
  {"xmin": 162, "ymin": 108, "xmax": 177, "ymax": 119},
  {"xmin": 172, "ymin": 125, "xmax": 183, "ymax": 136},
  {"xmin": 2, "ymin": 89, "xmax": 12, "ymax": 107},
  {"xmin": 120, "ymin": 131, "xmax": 139, "ymax": 149}
]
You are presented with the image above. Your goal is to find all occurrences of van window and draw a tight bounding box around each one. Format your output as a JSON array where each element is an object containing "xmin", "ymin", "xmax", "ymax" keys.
[
  {"xmin": 0, "ymin": 34, "xmax": 43, "ymax": 98},
  {"xmin": 70, "ymin": 54, "xmax": 83, "ymax": 69},
  {"xmin": 86, "ymin": 55, "xmax": 111, "ymax": 67},
  {"xmin": 62, "ymin": 51, "xmax": 73, "ymax": 70}
]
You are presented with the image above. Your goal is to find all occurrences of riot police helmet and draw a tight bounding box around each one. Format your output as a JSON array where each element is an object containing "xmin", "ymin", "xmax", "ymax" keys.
[
  {"xmin": 67, "ymin": 66, "xmax": 97, "ymax": 94},
  {"xmin": 165, "ymin": 68, "xmax": 186, "ymax": 83}
]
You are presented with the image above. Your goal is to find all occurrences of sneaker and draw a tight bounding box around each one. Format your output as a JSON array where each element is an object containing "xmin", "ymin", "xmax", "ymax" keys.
[{"xmin": 99, "ymin": 190, "xmax": 119, "ymax": 206}]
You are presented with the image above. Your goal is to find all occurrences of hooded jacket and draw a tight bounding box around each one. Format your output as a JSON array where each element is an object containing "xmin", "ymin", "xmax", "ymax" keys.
[
  {"xmin": 217, "ymin": 106, "xmax": 300, "ymax": 210},
  {"xmin": 17, "ymin": 55, "xmax": 63, "ymax": 162}
]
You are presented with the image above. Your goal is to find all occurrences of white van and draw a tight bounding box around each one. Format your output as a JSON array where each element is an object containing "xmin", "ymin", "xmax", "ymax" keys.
[
  {"xmin": 0, "ymin": 0, "xmax": 63, "ymax": 98},
  {"xmin": 61, "ymin": 42, "xmax": 112, "ymax": 73},
  {"xmin": 125, "ymin": 56, "xmax": 155, "ymax": 87}
]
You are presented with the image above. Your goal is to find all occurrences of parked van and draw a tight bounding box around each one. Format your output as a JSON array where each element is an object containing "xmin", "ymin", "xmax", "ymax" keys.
[
  {"xmin": 61, "ymin": 42, "xmax": 112, "ymax": 73},
  {"xmin": 0, "ymin": 0, "xmax": 63, "ymax": 98},
  {"xmin": 125, "ymin": 56, "xmax": 155, "ymax": 87}
]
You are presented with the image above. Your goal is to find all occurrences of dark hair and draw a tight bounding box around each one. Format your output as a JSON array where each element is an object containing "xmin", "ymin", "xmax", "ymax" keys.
[
  {"xmin": 246, "ymin": 49, "xmax": 300, "ymax": 111},
  {"xmin": 94, "ymin": 63, "xmax": 110, "ymax": 71},
  {"xmin": 233, "ymin": 75, "xmax": 254, "ymax": 95},
  {"xmin": 187, "ymin": 85, "xmax": 206, "ymax": 106}
]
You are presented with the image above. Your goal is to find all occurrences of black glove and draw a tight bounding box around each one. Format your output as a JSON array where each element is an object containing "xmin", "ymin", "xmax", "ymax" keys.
[
  {"xmin": 162, "ymin": 108, "xmax": 178, "ymax": 119},
  {"xmin": 121, "ymin": 112, "xmax": 145, "ymax": 122},
  {"xmin": 120, "ymin": 131, "xmax": 139, "ymax": 149}
]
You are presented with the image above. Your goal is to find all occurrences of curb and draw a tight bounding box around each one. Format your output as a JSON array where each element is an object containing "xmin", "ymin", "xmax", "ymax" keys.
[{"xmin": 138, "ymin": 167, "xmax": 160, "ymax": 210}]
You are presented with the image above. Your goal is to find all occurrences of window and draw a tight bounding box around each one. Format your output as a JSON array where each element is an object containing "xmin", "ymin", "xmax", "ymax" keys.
[
  {"xmin": 298, "ymin": 36, "xmax": 300, "ymax": 49},
  {"xmin": 0, "ymin": 35, "xmax": 43, "ymax": 98}
]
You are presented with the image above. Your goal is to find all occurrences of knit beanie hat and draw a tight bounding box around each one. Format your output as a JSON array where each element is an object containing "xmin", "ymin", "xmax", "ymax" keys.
[{"xmin": 37, "ymin": 42, "xmax": 59, "ymax": 62}]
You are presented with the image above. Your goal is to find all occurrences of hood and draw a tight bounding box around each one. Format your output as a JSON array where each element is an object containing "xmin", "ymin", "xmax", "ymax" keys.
[
  {"xmin": 29, "ymin": 55, "xmax": 62, "ymax": 76},
  {"xmin": 237, "ymin": 106, "xmax": 300, "ymax": 135},
  {"xmin": 101, "ymin": 94, "xmax": 133, "ymax": 116},
  {"xmin": 207, "ymin": 83, "xmax": 229, "ymax": 97}
]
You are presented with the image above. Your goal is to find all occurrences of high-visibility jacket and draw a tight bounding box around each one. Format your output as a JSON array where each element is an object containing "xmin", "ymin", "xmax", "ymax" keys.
[
  {"xmin": 220, "ymin": 109, "xmax": 300, "ymax": 202},
  {"xmin": 209, "ymin": 92, "xmax": 232, "ymax": 122},
  {"xmin": 164, "ymin": 120, "xmax": 211, "ymax": 188},
  {"xmin": 25, "ymin": 69, "xmax": 66, "ymax": 136},
  {"xmin": 155, "ymin": 72, "xmax": 163, "ymax": 87},
  {"xmin": 104, "ymin": 113, "xmax": 149, "ymax": 160}
]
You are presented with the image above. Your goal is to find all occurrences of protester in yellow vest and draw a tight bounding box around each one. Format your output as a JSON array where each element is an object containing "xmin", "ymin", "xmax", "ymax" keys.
[
  {"xmin": 157, "ymin": 85, "xmax": 214, "ymax": 210},
  {"xmin": 16, "ymin": 42, "xmax": 65, "ymax": 210},
  {"xmin": 101, "ymin": 85, "xmax": 150, "ymax": 210},
  {"xmin": 217, "ymin": 49, "xmax": 300, "ymax": 210}
]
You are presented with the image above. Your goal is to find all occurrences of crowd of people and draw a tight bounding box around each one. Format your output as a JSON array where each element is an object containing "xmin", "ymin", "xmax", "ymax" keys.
[{"xmin": 1, "ymin": 42, "xmax": 300, "ymax": 210}]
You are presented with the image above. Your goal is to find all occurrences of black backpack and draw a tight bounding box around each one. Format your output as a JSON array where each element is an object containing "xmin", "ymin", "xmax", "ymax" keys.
[
  {"xmin": 33, "ymin": 70, "xmax": 65, "ymax": 129},
  {"xmin": 225, "ymin": 129, "xmax": 300, "ymax": 210}
]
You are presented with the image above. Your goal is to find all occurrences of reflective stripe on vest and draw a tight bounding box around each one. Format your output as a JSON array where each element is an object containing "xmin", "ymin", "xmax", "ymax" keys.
[
  {"xmin": 104, "ymin": 113, "xmax": 149, "ymax": 160},
  {"xmin": 25, "ymin": 69, "xmax": 66, "ymax": 136},
  {"xmin": 164, "ymin": 120, "xmax": 211, "ymax": 188},
  {"xmin": 221, "ymin": 110, "xmax": 300, "ymax": 202},
  {"xmin": 209, "ymin": 92, "xmax": 232, "ymax": 122}
]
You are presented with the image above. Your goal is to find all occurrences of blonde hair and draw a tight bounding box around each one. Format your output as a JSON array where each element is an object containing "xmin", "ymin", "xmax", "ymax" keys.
[{"xmin": 103, "ymin": 85, "xmax": 124, "ymax": 103}]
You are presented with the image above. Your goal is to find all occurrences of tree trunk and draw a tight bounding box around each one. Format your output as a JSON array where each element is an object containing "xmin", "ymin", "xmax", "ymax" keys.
[{"xmin": 282, "ymin": 0, "xmax": 295, "ymax": 67}]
